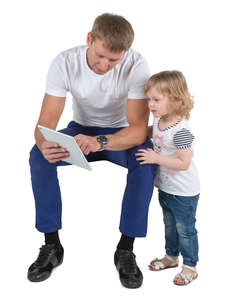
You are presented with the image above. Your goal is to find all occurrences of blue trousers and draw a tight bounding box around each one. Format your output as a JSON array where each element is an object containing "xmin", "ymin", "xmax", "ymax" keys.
[
  {"xmin": 29, "ymin": 121, "xmax": 156, "ymax": 237},
  {"xmin": 159, "ymin": 190, "xmax": 199, "ymax": 267}
]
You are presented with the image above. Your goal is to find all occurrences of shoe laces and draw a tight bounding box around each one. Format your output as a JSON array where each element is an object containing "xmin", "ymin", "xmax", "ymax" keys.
[
  {"xmin": 35, "ymin": 245, "xmax": 54, "ymax": 267},
  {"xmin": 120, "ymin": 252, "xmax": 137, "ymax": 273}
]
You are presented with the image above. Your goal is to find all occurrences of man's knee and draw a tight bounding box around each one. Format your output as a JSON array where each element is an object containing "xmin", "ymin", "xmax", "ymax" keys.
[
  {"xmin": 127, "ymin": 141, "xmax": 156, "ymax": 177},
  {"xmin": 29, "ymin": 145, "xmax": 46, "ymax": 171}
]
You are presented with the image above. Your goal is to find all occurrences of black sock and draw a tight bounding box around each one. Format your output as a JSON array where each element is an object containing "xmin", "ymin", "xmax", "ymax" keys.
[
  {"xmin": 117, "ymin": 234, "xmax": 135, "ymax": 251},
  {"xmin": 44, "ymin": 231, "xmax": 61, "ymax": 247}
]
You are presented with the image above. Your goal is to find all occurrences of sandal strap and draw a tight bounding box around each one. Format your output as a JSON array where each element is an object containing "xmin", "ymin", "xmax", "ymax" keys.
[
  {"xmin": 150, "ymin": 255, "xmax": 178, "ymax": 270},
  {"xmin": 174, "ymin": 267, "xmax": 198, "ymax": 285},
  {"xmin": 150, "ymin": 258, "xmax": 165, "ymax": 270},
  {"xmin": 165, "ymin": 254, "xmax": 179, "ymax": 263},
  {"xmin": 182, "ymin": 264, "xmax": 197, "ymax": 273},
  {"xmin": 175, "ymin": 272, "xmax": 193, "ymax": 284}
]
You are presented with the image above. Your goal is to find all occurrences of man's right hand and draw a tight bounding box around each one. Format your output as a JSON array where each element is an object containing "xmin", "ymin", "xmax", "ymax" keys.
[{"xmin": 40, "ymin": 141, "xmax": 70, "ymax": 163}]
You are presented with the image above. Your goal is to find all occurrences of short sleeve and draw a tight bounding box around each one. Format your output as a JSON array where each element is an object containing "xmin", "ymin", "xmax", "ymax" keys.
[
  {"xmin": 45, "ymin": 54, "xmax": 68, "ymax": 97},
  {"xmin": 127, "ymin": 56, "xmax": 150, "ymax": 99},
  {"xmin": 173, "ymin": 128, "xmax": 195, "ymax": 149}
]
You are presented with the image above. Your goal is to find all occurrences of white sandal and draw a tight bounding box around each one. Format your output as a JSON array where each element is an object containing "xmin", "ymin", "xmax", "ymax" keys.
[
  {"xmin": 149, "ymin": 254, "xmax": 179, "ymax": 271},
  {"xmin": 173, "ymin": 265, "xmax": 198, "ymax": 286}
]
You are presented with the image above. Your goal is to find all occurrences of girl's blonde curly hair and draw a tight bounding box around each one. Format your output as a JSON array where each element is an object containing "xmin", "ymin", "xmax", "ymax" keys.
[{"xmin": 144, "ymin": 70, "xmax": 194, "ymax": 120}]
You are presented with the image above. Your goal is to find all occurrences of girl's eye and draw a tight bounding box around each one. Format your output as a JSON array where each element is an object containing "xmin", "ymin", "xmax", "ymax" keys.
[{"xmin": 149, "ymin": 98, "xmax": 159, "ymax": 102}]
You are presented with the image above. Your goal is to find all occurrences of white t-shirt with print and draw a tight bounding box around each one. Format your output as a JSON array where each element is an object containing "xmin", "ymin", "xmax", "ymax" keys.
[
  {"xmin": 45, "ymin": 45, "xmax": 150, "ymax": 128},
  {"xmin": 153, "ymin": 117, "xmax": 200, "ymax": 196}
]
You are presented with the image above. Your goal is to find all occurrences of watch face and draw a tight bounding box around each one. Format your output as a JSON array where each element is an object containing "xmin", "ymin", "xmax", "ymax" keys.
[
  {"xmin": 97, "ymin": 135, "xmax": 107, "ymax": 151},
  {"xmin": 100, "ymin": 135, "xmax": 107, "ymax": 143},
  {"xmin": 98, "ymin": 135, "xmax": 107, "ymax": 143}
]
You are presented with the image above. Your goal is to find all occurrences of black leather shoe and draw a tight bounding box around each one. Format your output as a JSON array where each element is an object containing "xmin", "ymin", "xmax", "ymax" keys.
[
  {"xmin": 27, "ymin": 244, "xmax": 64, "ymax": 282},
  {"xmin": 114, "ymin": 249, "xmax": 143, "ymax": 289}
]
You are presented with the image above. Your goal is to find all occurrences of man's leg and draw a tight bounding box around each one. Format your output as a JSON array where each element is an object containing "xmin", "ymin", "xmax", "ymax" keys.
[
  {"xmin": 29, "ymin": 121, "xmax": 101, "ymax": 232},
  {"xmin": 104, "ymin": 138, "xmax": 157, "ymax": 288},
  {"xmin": 119, "ymin": 141, "xmax": 156, "ymax": 237},
  {"xmin": 28, "ymin": 121, "xmax": 103, "ymax": 282}
]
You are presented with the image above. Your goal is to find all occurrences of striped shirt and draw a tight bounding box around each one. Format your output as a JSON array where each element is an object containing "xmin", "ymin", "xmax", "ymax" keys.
[{"xmin": 152, "ymin": 117, "xmax": 200, "ymax": 196}]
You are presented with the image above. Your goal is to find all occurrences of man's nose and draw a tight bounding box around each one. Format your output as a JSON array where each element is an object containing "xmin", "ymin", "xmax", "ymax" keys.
[{"xmin": 99, "ymin": 59, "xmax": 110, "ymax": 71}]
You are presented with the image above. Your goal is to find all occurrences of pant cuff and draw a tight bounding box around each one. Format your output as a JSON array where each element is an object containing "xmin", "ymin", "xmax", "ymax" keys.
[
  {"xmin": 183, "ymin": 261, "xmax": 197, "ymax": 267},
  {"xmin": 35, "ymin": 225, "xmax": 62, "ymax": 233},
  {"xmin": 166, "ymin": 250, "xmax": 179, "ymax": 257}
]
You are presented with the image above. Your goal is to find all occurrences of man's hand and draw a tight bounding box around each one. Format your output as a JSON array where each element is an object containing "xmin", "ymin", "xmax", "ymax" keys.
[
  {"xmin": 74, "ymin": 134, "xmax": 101, "ymax": 155},
  {"xmin": 40, "ymin": 141, "xmax": 70, "ymax": 163},
  {"xmin": 135, "ymin": 148, "xmax": 159, "ymax": 164}
]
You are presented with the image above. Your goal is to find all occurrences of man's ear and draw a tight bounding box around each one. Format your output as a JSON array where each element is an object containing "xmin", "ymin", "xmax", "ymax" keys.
[{"xmin": 86, "ymin": 32, "xmax": 92, "ymax": 46}]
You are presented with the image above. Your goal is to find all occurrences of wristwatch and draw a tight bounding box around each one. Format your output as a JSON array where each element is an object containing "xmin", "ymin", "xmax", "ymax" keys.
[{"xmin": 97, "ymin": 135, "xmax": 108, "ymax": 151}]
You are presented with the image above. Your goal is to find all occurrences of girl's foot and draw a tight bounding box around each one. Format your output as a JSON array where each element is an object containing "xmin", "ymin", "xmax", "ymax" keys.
[
  {"xmin": 149, "ymin": 254, "xmax": 179, "ymax": 271},
  {"xmin": 173, "ymin": 265, "xmax": 198, "ymax": 285}
]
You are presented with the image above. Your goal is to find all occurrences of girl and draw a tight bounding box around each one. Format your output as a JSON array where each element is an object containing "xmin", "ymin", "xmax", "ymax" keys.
[{"xmin": 136, "ymin": 71, "xmax": 200, "ymax": 286}]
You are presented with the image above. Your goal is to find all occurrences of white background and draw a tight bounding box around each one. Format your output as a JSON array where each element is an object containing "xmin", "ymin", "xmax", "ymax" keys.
[{"xmin": 0, "ymin": 0, "xmax": 224, "ymax": 299}]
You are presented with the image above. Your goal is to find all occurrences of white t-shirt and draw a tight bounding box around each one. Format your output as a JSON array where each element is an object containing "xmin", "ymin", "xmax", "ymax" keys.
[
  {"xmin": 45, "ymin": 46, "xmax": 150, "ymax": 127},
  {"xmin": 153, "ymin": 117, "xmax": 200, "ymax": 196}
]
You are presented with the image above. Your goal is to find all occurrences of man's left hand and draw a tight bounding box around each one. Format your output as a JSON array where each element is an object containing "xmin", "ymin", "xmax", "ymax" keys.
[{"xmin": 74, "ymin": 134, "xmax": 100, "ymax": 155}]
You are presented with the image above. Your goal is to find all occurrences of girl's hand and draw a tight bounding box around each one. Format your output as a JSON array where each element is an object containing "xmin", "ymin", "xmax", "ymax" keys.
[{"xmin": 135, "ymin": 148, "xmax": 159, "ymax": 164}]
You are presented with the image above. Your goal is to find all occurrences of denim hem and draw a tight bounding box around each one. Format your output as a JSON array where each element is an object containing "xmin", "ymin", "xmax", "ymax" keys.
[
  {"xmin": 166, "ymin": 250, "xmax": 179, "ymax": 257},
  {"xmin": 183, "ymin": 261, "xmax": 198, "ymax": 267}
]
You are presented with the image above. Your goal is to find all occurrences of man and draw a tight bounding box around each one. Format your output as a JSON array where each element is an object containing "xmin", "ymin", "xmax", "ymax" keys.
[{"xmin": 28, "ymin": 13, "xmax": 156, "ymax": 288}]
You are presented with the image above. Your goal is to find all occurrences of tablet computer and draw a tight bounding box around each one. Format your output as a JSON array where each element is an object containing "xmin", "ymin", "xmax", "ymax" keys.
[{"xmin": 38, "ymin": 125, "xmax": 92, "ymax": 171}]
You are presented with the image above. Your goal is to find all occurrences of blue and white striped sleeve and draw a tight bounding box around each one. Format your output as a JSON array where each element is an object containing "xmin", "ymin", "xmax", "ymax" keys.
[{"xmin": 173, "ymin": 128, "xmax": 195, "ymax": 149}]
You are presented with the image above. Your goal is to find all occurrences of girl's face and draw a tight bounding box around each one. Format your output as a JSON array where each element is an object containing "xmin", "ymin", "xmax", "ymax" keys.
[{"xmin": 147, "ymin": 87, "xmax": 174, "ymax": 119}]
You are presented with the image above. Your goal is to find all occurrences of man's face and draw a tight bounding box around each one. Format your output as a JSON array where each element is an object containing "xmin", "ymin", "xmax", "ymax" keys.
[{"xmin": 86, "ymin": 33, "xmax": 124, "ymax": 75}]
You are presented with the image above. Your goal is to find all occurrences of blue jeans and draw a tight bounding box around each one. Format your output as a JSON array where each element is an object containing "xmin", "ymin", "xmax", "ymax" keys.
[
  {"xmin": 158, "ymin": 190, "xmax": 199, "ymax": 267},
  {"xmin": 29, "ymin": 121, "xmax": 157, "ymax": 237}
]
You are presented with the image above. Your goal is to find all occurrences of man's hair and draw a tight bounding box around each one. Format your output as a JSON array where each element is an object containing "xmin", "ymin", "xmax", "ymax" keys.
[
  {"xmin": 145, "ymin": 71, "xmax": 194, "ymax": 120},
  {"xmin": 90, "ymin": 13, "xmax": 134, "ymax": 52}
]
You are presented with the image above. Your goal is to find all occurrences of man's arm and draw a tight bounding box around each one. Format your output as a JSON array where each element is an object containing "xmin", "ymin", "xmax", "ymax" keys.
[
  {"xmin": 105, "ymin": 99, "xmax": 149, "ymax": 150},
  {"xmin": 147, "ymin": 126, "xmax": 153, "ymax": 138},
  {"xmin": 35, "ymin": 93, "xmax": 70, "ymax": 163},
  {"xmin": 74, "ymin": 98, "xmax": 149, "ymax": 154}
]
